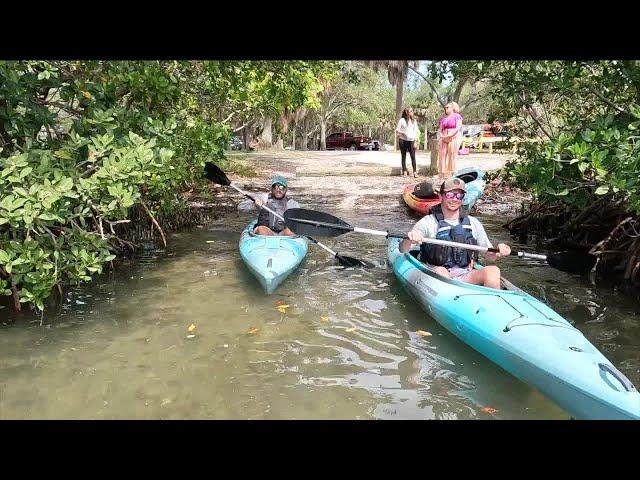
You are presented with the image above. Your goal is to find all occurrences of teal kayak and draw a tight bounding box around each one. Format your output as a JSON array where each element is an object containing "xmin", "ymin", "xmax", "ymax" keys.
[
  {"xmin": 454, "ymin": 166, "xmax": 485, "ymax": 211},
  {"xmin": 239, "ymin": 220, "xmax": 308, "ymax": 294},
  {"xmin": 387, "ymin": 238, "xmax": 640, "ymax": 419}
]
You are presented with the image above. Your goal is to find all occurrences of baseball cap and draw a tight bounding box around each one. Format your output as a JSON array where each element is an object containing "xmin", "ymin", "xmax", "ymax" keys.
[
  {"xmin": 441, "ymin": 177, "xmax": 466, "ymax": 192},
  {"xmin": 271, "ymin": 175, "xmax": 288, "ymax": 188}
]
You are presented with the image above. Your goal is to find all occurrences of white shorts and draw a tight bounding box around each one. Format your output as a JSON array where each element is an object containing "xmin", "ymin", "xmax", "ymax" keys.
[{"xmin": 427, "ymin": 264, "xmax": 473, "ymax": 281}]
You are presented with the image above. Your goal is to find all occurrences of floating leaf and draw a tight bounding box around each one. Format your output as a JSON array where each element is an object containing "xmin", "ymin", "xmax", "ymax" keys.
[
  {"xmin": 480, "ymin": 407, "xmax": 498, "ymax": 414},
  {"xmin": 247, "ymin": 327, "xmax": 259, "ymax": 334},
  {"xmin": 205, "ymin": 240, "xmax": 215, "ymax": 244},
  {"xmin": 416, "ymin": 330, "xmax": 432, "ymax": 337},
  {"xmin": 345, "ymin": 327, "xmax": 356, "ymax": 333},
  {"xmin": 276, "ymin": 304, "xmax": 290, "ymax": 313},
  {"xmin": 320, "ymin": 316, "xmax": 329, "ymax": 322},
  {"xmin": 188, "ymin": 324, "xmax": 196, "ymax": 332},
  {"xmin": 186, "ymin": 334, "xmax": 195, "ymax": 339}
]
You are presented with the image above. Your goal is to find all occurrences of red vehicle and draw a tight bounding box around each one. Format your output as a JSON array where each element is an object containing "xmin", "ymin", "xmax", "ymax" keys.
[{"xmin": 325, "ymin": 132, "xmax": 379, "ymax": 150}]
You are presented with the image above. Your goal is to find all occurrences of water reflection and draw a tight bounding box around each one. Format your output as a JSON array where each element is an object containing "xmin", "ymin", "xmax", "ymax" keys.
[{"xmin": 0, "ymin": 199, "xmax": 637, "ymax": 420}]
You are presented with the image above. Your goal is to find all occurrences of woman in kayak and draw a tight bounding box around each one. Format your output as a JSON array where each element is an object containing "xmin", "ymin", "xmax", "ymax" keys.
[
  {"xmin": 398, "ymin": 177, "xmax": 511, "ymax": 289},
  {"xmin": 238, "ymin": 175, "xmax": 300, "ymax": 236}
]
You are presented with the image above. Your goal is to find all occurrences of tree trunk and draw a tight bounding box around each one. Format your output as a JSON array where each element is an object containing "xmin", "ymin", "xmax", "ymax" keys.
[
  {"xmin": 292, "ymin": 125, "xmax": 296, "ymax": 150},
  {"xmin": 429, "ymin": 139, "xmax": 438, "ymax": 170},
  {"xmin": 320, "ymin": 118, "xmax": 327, "ymax": 151},
  {"xmin": 395, "ymin": 78, "xmax": 405, "ymax": 150},
  {"xmin": 242, "ymin": 125, "xmax": 249, "ymax": 150},
  {"xmin": 300, "ymin": 118, "xmax": 308, "ymax": 151},
  {"xmin": 260, "ymin": 116, "xmax": 273, "ymax": 148},
  {"xmin": 423, "ymin": 119, "xmax": 429, "ymax": 150},
  {"xmin": 452, "ymin": 77, "xmax": 468, "ymax": 105}
]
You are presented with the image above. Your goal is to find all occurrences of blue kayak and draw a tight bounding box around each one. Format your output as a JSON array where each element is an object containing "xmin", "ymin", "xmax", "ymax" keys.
[
  {"xmin": 239, "ymin": 220, "xmax": 308, "ymax": 294},
  {"xmin": 387, "ymin": 238, "xmax": 640, "ymax": 419},
  {"xmin": 454, "ymin": 166, "xmax": 485, "ymax": 211}
]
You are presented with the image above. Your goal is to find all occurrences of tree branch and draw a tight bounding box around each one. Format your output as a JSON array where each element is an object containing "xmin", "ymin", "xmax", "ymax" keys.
[
  {"xmin": 452, "ymin": 77, "xmax": 468, "ymax": 104},
  {"xmin": 233, "ymin": 123, "xmax": 249, "ymax": 133},
  {"xmin": 519, "ymin": 92, "xmax": 553, "ymax": 139},
  {"xmin": 33, "ymin": 98, "xmax": 83, "ymax": 117},
  {"xmin": 460, "ymin": 93, "xmax": 485, "ymax": 111},
  {"xmin": 578, "ymin": 62, "xmax": 626, "ymax": 113},
  {"xmin": 408, "ymin": 65, "xmax": 446, "ymax": 107},
  {"xmin": 140, "ymin": 199, "xmax": 167, "ymax": 247},
  {"xmin": 585, "ymin": 84, "xmax": 626, "ymax": 113},
  {"xmin": 326, "ymin": 100, "xmax": 355, "ymax": 119}
]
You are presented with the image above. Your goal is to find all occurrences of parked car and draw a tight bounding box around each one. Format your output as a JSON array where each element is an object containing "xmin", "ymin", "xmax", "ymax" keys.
[
  {"xmin": 223, "ymin": 135, "xmax": 244, "ymax": 151},
  {"xmin": 231, "ymin": 136, "xmax": 244, "ymax": 150},
  {"xmin": 325, "ymin": 132, "xmax": 378, "ymax": 150}
]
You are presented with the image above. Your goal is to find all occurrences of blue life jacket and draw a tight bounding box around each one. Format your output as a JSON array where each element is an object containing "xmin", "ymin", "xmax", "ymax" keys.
[{"xmin": 419, "ymin": 204, "xmax": 479, "ymax": 268}]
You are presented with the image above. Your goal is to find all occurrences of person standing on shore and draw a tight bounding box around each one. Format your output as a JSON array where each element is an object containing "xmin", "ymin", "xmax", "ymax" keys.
[
  {"xmin": 437, "ymin": 102, "xmax": 463, "ymax": 177},
  {"xmin": 396, "ymin": 106, "xmax": 420, "ymax": 178}
]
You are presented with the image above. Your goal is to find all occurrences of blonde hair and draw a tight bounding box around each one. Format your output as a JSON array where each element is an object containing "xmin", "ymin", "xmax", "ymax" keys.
[{"xmin": 445, "ymin": 102, "xmax": 460, "ymax": 113}]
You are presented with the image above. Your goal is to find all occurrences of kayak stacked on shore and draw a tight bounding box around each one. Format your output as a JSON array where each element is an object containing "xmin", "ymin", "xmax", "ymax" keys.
[
  {"xmin": 454, "ymin": 166, "xmax": 485, "ymax": 211},
  {"xmin": 239, "ymin": 220, "xmax": 308, "ymax": 294},
  {"xmin": 386, "ymin": 238, "xmax": 640, "ymax": 420},
  {"xmin": 403, "ymin": 167, "xmax": 486, "ymax": 215}
]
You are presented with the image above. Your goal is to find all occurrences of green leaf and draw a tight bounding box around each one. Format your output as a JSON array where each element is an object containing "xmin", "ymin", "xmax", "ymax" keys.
[
  {"xmin": 38, "ymin": 213, "xmax": 60, "ymax": 221},
  {"xmin": 0, "ymin": 249, "xmax": 10, "ymax": 264},
  {"xmin": 54, "ymin": 149, "xmax": 73, "ymax": 160},
  {"xmin": 57, "ymin": 177, "xmax": 74, "ymax": 192},
  {"xmin": 19, "ymin": 167, "xmax": 33, "ymax": 179},
  {"xmin": 594, "ymin": 186, "xmax": 610, "ymax": 195}
]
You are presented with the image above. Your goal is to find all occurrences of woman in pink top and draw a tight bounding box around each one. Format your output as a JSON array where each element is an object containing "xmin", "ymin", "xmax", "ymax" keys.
[{"xmin": 438, "ymin": 102, "xmax": 463, "ymax": 177}]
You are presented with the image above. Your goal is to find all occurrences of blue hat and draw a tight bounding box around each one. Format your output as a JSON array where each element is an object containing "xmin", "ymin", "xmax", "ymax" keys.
[{"xmin": 271, "ymin": 175, "xmax": 288, "ymax": 188}]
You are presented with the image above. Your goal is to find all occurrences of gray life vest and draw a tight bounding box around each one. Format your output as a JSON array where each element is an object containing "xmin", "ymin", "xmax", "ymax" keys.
[{"xmin": 256, "ymin": 195, "xmax": 296, "ymax": 232}]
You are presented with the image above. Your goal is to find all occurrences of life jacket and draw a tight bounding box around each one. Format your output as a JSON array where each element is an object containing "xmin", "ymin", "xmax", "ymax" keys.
[
  {"xmin": 256, "ymin": 194, "xmax": 296, "ymax": 232},
  {"xmin": 419, "ymin": 204, "xmax": 479, "ymax": 268}
]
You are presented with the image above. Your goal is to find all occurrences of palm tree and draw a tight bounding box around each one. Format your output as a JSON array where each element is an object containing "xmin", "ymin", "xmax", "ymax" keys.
[{"xmin": 365, "ymin": 61, "xmax": 411, "ymax": 149}]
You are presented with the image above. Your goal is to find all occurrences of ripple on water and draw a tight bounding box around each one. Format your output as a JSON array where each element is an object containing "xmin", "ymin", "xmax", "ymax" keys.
[{"xmin": 0, "ymin": 210, "xmax": 635, "ymax": 419}]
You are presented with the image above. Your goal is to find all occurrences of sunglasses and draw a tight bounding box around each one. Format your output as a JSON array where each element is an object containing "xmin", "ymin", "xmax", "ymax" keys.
[
  {"xmin": 443, "ymin": 191, "xmax": 465, "ymax": 200},
  {"xmin": 272, "ymin": 184, "xmax": 286, "ymax": 191}
]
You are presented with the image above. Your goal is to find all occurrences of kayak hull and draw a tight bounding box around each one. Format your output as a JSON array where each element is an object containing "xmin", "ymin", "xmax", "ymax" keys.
[
  {"xmin": 239, "ymin": 221, "xmax": 308, "ymax": 294},
  {"xmin": 387, "ymin": 238, "xmax": 640, "ymax": 420}
]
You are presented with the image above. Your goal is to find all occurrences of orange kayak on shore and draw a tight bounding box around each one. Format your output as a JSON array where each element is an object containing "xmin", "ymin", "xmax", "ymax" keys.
[
  {"xmin": 402, "ymin": 183, "xmax": 440, "ymax": 215},
  {"xmin": 403, "ymin": 167, "xmax": 486, "ymax": 215}
]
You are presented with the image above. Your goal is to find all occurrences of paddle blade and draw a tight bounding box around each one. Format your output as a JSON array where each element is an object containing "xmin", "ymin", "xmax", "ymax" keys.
[
  {"xmin": 546, "ymin": 251, "xmax": 597, "ymax": 275},
  {"xmin": 203, "ymin": 162, "xmax": 231, "ymax": 186},
  {"xmin": 335, "ymin": 254, "xmax": 375, "ymax": 269},
  {"xmin": 284, "ymin": 208, "xmax": 353, "ymax": 238}
]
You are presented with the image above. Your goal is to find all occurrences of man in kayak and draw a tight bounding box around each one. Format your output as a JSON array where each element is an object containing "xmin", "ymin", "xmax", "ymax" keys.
[
  {"xmin": 238, "ymin": 175, "xmax": 300, "ymax": 236},
  {"xmin": 399, "ymin": 177, "xmax": 511, "ymax": 289}
]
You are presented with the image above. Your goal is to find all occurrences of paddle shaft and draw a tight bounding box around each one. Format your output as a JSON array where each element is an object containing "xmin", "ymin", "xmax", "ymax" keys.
[
  {"xmin": 359, "ymin": 226, "xmax": 547, "ymax": 259},
  {"xmin": 286, "ymin": 216, "xmax": 547, "ymax": 260},
  {"xmin": 228, "ymin": 184, "xmax": 341, "ymax": 258}
]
